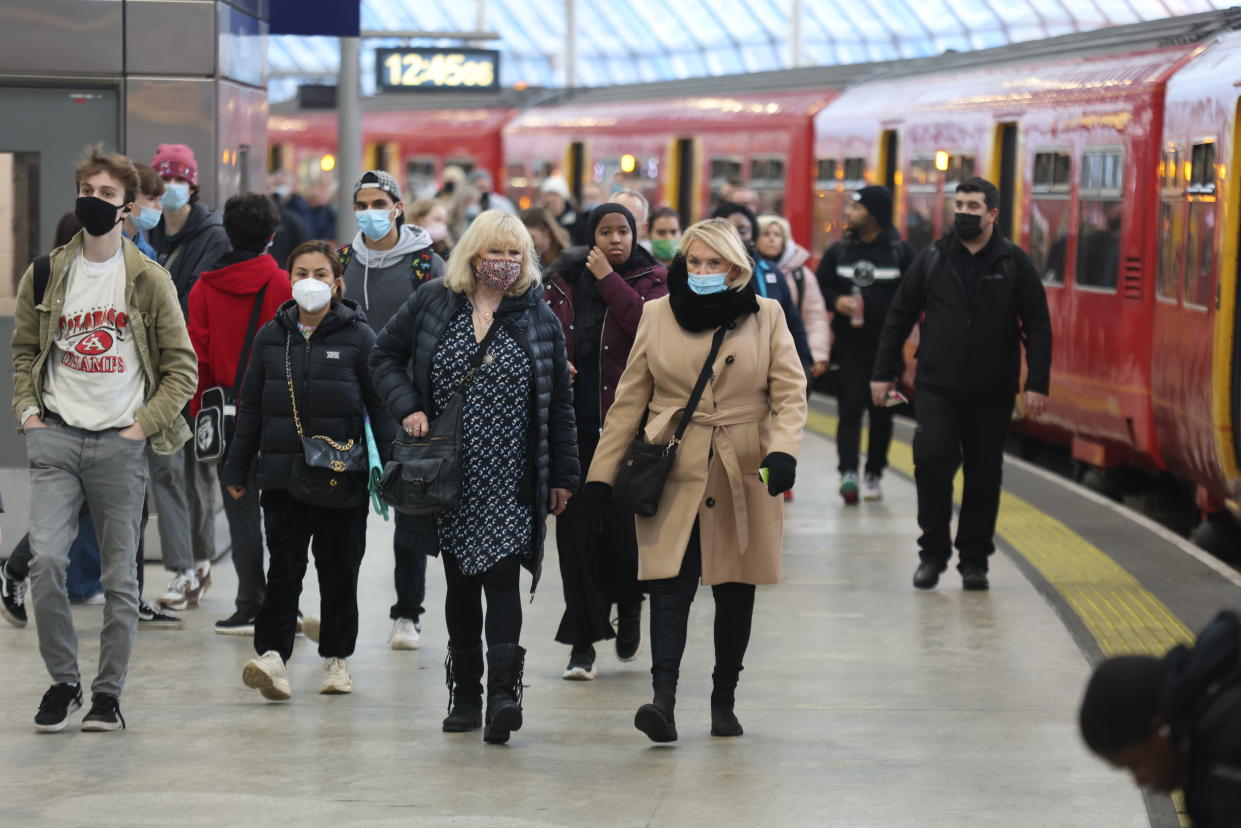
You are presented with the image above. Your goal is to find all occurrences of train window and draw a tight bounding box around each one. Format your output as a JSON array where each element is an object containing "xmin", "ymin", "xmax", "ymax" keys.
[
  {"xmin": 1076, "ymin": 149, "xmax": 1124, "ymax": 291},
  {"xmin": 1033, "ymin": 151, "xmax": 1072, "ymax": 194},
  {"xmin": 1029, "ymin": 198, "xmax": 1071, "ymax": 286},
  {"xmin": 907, "ymin": 192, "xmax": 937, "ymax": 254},
  {"xmin": 1161, "ymin": 147, "xmax": 1184, "ymax": 192},
  {"xmin": 1157, "ymin": 200, "xmax": 1187, "ymax": 301},
  {"xmin": 1080, "ymin": 149, "xmax": 1123, "ymax": 194},
  {"xmin": 750, "ymin": 156, "xmax": 787, "ymax": 215},
  {"xmin": 710, "ymin": 156, "xmax": 744, "ymax": 203},
  {"xmin": 405, "ymin": 157, "xmax": 437, "ymax": 200},
  {"xmin": 1189, "ymin": 142, "xmax": 1217, "ymax": 193},
  {"xmin": 1184, "ymin": 201, "xmax": 1216, "ymax": 308},
  {"xmin": 815, "ymin": 159, "xmax": 837, "ymax": 185},
  {"xmin": 909, "ymin": 157, "xmax": 935, "ymax": 186},
  {"xmin": 842, "ymin": 157, "xmax": 866, "ymax": 185}
]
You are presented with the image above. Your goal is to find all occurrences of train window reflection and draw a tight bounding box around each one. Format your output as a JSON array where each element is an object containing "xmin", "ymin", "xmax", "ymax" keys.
[
  {"xmin": 1184, "ymin": 201, "xmax": 1216, "ymax": 308},
  {"xmin": 1076, "ymin": 201, "xmax": 1122, "ymax": 290},
  {"xmin": 1157, "ymin": 200, "xmax": 1186, "ymax": 301},
  {"xmin": 1189, "ymin": 142, "xmax": 1217, "ymax": 194},
  {"xmin": 1030, "ymin": 197, "xmax": 1070, "ymax": 286},
  {"xmin": 1033, "ymin": 151, "xmax": 1072, "ymax": 193}
]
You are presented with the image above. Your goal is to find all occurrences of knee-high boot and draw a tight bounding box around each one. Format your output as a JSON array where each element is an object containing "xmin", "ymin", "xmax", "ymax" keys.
[
  {"xmin": 634, "ymin": 589, "xmax": 692, "ymax": 743},
  {"xmin": 710, "ymin": 583, "xmax": 755, "ymax": 737}
]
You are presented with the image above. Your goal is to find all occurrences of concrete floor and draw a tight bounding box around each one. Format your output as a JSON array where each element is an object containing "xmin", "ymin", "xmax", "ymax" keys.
[{"xmin": 0, "ymin": 430, "xmax": 1148, "ymax": 827}]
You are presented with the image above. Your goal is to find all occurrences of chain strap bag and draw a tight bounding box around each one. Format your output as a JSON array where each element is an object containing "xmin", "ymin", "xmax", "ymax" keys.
[
  {"xmin": 379, "ymin": 319, "xmax": 504, "ymax": 516},
  {"xmin": 195, "ymin": 285, "xmax": 268, "ymax": 463},
  {"xmin": 284, "ymin": 332, "xmax": 368, "ymax": 507},
  {"xmin": 612, "ymin": 326, "xmax": 728, "ymax": 517}
]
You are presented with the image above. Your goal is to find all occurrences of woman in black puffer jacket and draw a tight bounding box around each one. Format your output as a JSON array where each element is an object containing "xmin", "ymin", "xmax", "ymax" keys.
[
  {"xmin": 222, "ymin": 240, "xmax": 398, "ymax": 703},
  {"xmin": 370, "ymin": 210, "xmax": 579, "ymax": 745}
]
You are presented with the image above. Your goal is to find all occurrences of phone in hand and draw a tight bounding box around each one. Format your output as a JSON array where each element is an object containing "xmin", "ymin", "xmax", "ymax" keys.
[{"xmin": 883, "ymin": 390, "xmax": 909, "ymax": 408}]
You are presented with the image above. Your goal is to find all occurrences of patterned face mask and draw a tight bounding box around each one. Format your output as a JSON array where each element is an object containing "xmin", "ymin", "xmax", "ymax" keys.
[{"xmin": 476, "ymin": 258, "xmax": 522, "ymax": 291}]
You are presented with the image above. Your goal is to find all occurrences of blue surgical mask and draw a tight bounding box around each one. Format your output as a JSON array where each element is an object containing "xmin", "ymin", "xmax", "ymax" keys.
[
  {"xmin": 356, "ymin": 208, "xmax": 394, "ymax": 242},
  {"xmin": 687, "ymin": 271, "xmax": 729, "ymax": 295},
  {"xmin": 160, "ymin": 181, "xmax": 190, "ymax": 211},
  {"xmin": 132, "ymin": 206, "xmax": 162, "ymax": 232}
]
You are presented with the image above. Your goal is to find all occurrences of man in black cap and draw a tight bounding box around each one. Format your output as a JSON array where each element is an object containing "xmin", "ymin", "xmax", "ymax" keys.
[{"xmin": 815, "ymin": 185, "xmax": 914, "ymax": 505}]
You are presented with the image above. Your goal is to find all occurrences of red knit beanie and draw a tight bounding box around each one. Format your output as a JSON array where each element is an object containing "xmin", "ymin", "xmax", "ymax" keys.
[{"xmin": 151, "ymin": 144, "xmax": 199, "ymax": 186}]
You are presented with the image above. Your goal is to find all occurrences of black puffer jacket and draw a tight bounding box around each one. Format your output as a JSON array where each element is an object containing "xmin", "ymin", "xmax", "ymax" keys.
[
  {"xmin": 369, "ymin": 278, "xmax": 580, "ymax": 590},
  {"xmin": 221, "ymin": 299, "xmax": 398, "ymax": 491}
]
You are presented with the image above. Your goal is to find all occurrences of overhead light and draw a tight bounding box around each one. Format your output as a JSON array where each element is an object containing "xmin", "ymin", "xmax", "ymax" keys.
[
  {"xmin": 935, "ymin": 151, "xmax": 950, "ymax": 172},
  {"xmin": 321, "ymin": 154, "xmax": 336, "ymax": 172},
  {"xmin": 620, "ymin": 154, "xmax": 636, "ymax": 173}
]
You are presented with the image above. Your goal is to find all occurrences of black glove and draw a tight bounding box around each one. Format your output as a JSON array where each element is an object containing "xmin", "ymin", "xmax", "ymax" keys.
[
  {"xmin": 761, "ymin": 452, "xmax": 796, "ymax": 496},
  {"xmin": 582, "ymin": 482, "xmax": 613, "ymax": 533}
]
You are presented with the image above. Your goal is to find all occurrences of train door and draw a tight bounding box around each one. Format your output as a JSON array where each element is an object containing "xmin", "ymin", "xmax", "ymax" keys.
[
  {"xmin": 670, "ymin": 137, "xmax": 696, "ymax": 227},
  {"xmin": 995, "ymin": 122, "xmax": 1019, "ymax": 240},
  {"xmin": 880, "ymin": 129, "xmax": 899, "ymax": 191},
  {"xmin": 566, "ymin": 141, "xmax": 585, "ymax": 204}
]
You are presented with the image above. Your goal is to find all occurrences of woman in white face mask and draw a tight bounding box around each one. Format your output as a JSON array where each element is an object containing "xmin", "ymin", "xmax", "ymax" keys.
[{"xmin": 220, "ymin": 240, "xmax": 399, "ymax": 703}]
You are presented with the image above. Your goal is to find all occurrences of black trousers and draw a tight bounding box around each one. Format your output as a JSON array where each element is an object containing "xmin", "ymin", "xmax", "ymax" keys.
[
  {"xmin": 912, "ymin": 389, "xmax": 1013, "ymax": 571},
  {"xmin": 835, "ymin": 348, "xmax": 894, "ymax": 476},
  {"xmin": 253, "ymin": 490, "xmax": 367, "ymax": 662},
  {"xmin": 554, "ymin": 430, "xmax": 643, "ymax": 647},
  {"xmin": 391, "ymin": 511, "xmax": 427, "ymax": 622},
  {"xmin": 219, "ymin": 467, "xmax": 264, "ymax": 617},
  {"xmin": 442, "ymin": 554, "xmax": 522, "ymax": 650}
]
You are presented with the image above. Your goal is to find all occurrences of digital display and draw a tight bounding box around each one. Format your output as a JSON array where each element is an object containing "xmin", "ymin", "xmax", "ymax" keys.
[{"xmin": 376, "ymin": 48, "xmax": 500, "ymax": 92}]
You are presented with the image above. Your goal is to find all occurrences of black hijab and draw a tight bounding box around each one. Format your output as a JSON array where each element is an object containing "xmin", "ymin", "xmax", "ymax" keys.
[
  {"xmin": 666, "ymin": 254, "xmax": 759, "ymax": 333},
  {"xmin": 587, "ymin": 203, "xmax": 658, "ymax": 273}
]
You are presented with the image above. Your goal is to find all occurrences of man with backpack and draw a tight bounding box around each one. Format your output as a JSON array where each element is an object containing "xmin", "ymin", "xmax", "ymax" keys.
[
  {"xmin": 871, "ymin": 177, "xmax": 1051, "ymax": 592},
  {"xmin": 339, "ymin": 170, "xmax": 444, "ymax": 649}
]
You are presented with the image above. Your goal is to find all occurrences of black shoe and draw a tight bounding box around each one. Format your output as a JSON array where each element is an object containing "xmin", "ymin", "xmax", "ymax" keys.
[
  {"xmin": 34, "ymin": 683, "xmax": 83, "ymax": 733},
  {"xmin": 214, "ymin": 610, "xmax": 255, "ymax": 636},
  {"xmin": 710, "ymin": 702, "xmax": 744, "ymax": 737},
  {"xmin": 139, "ymin": 599, "xmax": 184, "ymax": 630},
  {"xmin": 913, "ymin": 562, "xmax": 945, "ymax": 590},
  {"xmin": 442, "ymin": 646, "xmax": 484, "ymax": 733},
  {"xmin": 483, "ymin": 644, "xmax": 525, "ymax": 744},
  {"xmin": 81, "ymin": 692, "xmax": 126, "ymax": 732},
  {"xmin": 0, "ymin": 564, "xmax": 28, "ymax": 628},
  {"xmin": 634, "ymin": 702, "xmax": 678, "ymax": 743},
  {"xmin": 961, "ymin": 568, "xmax": 990, "ymax": 591},
  {"xmin": 615, "ymin": 604, "xmax": 641, "ymax": 662},
  {"xmin": 562, "ymin": 646, "xmax": 597, "ymax": 681}
]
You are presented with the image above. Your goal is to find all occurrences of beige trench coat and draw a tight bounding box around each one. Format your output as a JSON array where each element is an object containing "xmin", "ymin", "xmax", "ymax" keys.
[{"xmin": 587, "ymin": 295, "xmax": 808, "ymax": 585}]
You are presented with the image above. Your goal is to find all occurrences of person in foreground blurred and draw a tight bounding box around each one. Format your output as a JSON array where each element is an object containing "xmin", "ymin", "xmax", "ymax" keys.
[{"xmin": 585, "ymin": 218, "xmax": 807, "ymax": 742}]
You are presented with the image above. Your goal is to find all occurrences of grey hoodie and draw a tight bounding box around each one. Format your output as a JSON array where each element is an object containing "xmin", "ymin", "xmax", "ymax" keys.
[{"xmin": 343, "ymin": 224, "xmax": 445, "ymax": 335}]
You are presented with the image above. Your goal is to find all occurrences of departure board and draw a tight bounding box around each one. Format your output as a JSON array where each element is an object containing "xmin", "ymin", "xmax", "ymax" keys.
[{"xmin": 376, "ymin": 48, "xmax": 500, "ymax": 92}]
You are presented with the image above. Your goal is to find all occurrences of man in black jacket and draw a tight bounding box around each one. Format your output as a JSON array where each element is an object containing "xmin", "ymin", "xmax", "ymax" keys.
[
  {"xmin": 816, "ymin": 186, "xmax": 914, "ymax": 504},
  {"xmin": 1079, "ymin": 610, "xmax": 1241, "ymax": 827},
  {"xmin": 871, "ymin": 177, "xmax": 1051, "ymax": 591}
]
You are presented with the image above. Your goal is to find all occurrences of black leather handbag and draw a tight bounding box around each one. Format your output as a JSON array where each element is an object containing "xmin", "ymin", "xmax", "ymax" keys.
[
  {"xmin": 284, "ymin": 333, "xmax": 367, "ymax": 508},
  {"xmin": 612, "ymin": 326, "xmax": 727, "ymax": 517},
  {"xmin": 194, "ymin": 286, "xmax": 267, "ymax": 463},
  {"xmin": 380, "ymin": 319, "xmax": 503, "ymax": 516}
]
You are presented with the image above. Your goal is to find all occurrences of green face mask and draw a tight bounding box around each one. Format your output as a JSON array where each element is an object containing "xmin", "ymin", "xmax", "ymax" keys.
[{"xmin": 651, "ymin": 237, "xmax": 679, "ymax": 262}]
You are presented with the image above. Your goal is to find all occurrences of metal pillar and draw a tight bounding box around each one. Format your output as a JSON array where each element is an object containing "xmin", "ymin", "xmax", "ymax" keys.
[
  {"xmin": 789, "ymin": 0, "xmax": 803, "ymax": 68},
  {"xmin": 564, "ymin": 0, "xmax": 577, "ymax": 88},
  {"xmin": 336, "ymin": 36, "xmax": 362, "ymax": 243}
]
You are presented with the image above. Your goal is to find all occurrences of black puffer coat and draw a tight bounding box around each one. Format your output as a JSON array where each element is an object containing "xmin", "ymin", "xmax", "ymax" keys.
[
  {"xmin": 369, "ymin": 278, "xmax": 580, "ymax": 590},
  {"xmin": 221, "ymin": 299, "xmax": 398, "ymax": 492}
]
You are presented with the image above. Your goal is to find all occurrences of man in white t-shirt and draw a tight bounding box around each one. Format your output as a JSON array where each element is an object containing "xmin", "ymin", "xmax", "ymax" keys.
[{"xmin": 10, "ymin": 145, "xmax": 198, "ymax": 734}]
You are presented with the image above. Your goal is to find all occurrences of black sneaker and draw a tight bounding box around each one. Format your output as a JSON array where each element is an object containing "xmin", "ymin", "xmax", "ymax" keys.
[
  {"xmin": 138, "ymin": 599, "xmax": 184, "ymax": 630},
  {"xmin": 81, "ymin": 693, "xmax": 126, "ymax": 732},
  {"xmin": 1, "ymin": 563, "xmax": 28, "ymax": 628},
  {"xmin": 214, "ymin": 610, "xmax": 255, "ymax": 636},
  {"xmin": 34, "ymin": 683, "xmax": 82, "ymax": 733},
  {"xmin": 961, "ymin": 568, "xmax": 990, "ymax": 591},
  {"xmin": 615, "ymin": 605, "xmax": 641, "ymax": 662},
  {"xmin": 562, "ymin": 646, "xmax": 597, "ymax": 681}
]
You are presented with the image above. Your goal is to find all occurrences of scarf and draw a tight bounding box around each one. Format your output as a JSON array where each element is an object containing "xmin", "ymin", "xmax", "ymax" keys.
[{"xmin": 665, "ymin": 254, "xmax": 759, "ymax": 333}]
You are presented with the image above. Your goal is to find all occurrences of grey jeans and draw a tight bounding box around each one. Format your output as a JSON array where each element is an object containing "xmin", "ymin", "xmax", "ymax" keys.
[
  {"xmin": 27, "ymin": 419, "xmax": 149, "ymax": 697},
  {"xmin": 219, "ymin": 467, "xmax": 264, "ymax": 617},
  {"xmin": 147, "ymin": 441, "xmax": 216, "ymax": 571}
]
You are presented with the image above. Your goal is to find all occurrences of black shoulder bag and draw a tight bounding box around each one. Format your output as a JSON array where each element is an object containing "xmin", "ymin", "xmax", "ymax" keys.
[
  {"xmin": 612, "ymin": 326, "xmax": 728, "ymax": 517},
  {"xmin": 195, "ymin": 286, "xmax": 268, "ymax": 463},
  {"xmin": 284, "ymin": 332, "xmax": 368, "ymax": 508},
  {"xmin": 379, "ymin": 319, "xmax": 503, "ymax": 516}
]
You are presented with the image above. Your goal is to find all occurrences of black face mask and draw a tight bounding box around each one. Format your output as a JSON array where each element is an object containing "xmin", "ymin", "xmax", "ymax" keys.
[
  {"xmin": 954, "ymin": 211, "xmax": 985, "ymax": 241},
  {"xmin": 75, "ymin": 196, "xmax": 125, "ymax": 237}
]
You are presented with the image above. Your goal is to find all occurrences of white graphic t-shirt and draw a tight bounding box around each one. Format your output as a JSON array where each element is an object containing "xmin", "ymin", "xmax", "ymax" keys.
[{"xmin": 42, "ymin": 247, "xmax": 146, "ymax": 430}]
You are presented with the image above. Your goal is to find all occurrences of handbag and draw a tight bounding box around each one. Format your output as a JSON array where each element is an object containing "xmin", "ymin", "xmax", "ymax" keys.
[
  {"xmin": 379, "ymin": 318, "xmax": 504, "ymax": 516},
  {"xmin": 612, "ymin": 326, "xmax": 728, "ymax": 517},
  {"xmin": 284, "ymin": 332, "xmax": 368, "ymax": 508},
  {"xmin": 194, "ymin": 285, "xmax": 268, "ymax": 463}
]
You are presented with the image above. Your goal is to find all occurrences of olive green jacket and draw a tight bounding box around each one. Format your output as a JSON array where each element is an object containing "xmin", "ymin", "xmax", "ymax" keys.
[{"xmin": 10, "ymin": 232, "xmax": 198, "ymax": 455}]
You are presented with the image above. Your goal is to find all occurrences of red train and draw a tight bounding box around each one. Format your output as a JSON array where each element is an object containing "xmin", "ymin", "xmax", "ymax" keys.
[{"xmin": 268, "ymin": 9, "xmax": 1241, "ymax": 526}]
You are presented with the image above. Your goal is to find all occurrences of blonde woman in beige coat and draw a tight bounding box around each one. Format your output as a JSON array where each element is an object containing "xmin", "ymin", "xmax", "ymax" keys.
[{"xmin": 584, "ymin": 218, "xmax": 808, "ymax": 743}]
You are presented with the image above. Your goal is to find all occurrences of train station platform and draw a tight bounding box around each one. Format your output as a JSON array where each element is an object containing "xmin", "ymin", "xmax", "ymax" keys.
[{"xmin": 1, "ymin": 397, "xmax": 1238, "ymax": 827}]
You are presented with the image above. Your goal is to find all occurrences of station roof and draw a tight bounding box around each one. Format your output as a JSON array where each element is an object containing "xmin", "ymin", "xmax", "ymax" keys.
[{"xmin": 267, "ymin": 0, "xmax": 1233, "ymax": 101}]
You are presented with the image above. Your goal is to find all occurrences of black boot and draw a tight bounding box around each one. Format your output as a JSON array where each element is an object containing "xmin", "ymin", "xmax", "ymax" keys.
[
  {"xmin": 710, "ymin": 583, "xmax": 754, "ymax": 737},
  {"xmin": 442, "ymin": 645, "xmax": 484, "ymax": 733},
  {"xmin": 483, "ymin": 643, "xmax": 525, "ymax": 744},
  {"xmin": 635, "ymin": 591, "xmax": 691, "ymax": 743},
  {"xmin": 615, "ymin": 599, "xmax": 642, "ymax": 662}
]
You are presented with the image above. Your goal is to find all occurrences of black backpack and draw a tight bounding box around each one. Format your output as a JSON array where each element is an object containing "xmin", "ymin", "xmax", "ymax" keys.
[{"xmin": 31, "ymin": 254, "xmax": 52, "ymax": 306}]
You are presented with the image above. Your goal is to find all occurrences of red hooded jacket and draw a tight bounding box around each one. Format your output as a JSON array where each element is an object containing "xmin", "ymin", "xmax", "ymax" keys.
[{"xmin": 187, "ymin": 252, "xmax": 292, "ymax": 415}]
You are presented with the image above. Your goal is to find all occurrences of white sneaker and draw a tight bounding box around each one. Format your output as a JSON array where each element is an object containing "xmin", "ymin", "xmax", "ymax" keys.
[
  {"xmin": 388, "ymin": 618, "xmax": 421, "ymax": 650},
  {"xmin": 301, "ymin": 614, "xmax": 320, "ymax": 644},
  {"xmin": 242, "ymin": 651, "xmax": 292, "ymax": 701},
  {"xmin": 863, "ymin": 474, "xmax": 883, "ymax": 502},
  {"xmin": 320, "ymin": 658, "xmax": 352, "ymax": 695},
  {"xmin": 157, "ymin": 569, "xmax": 199, "ymax": 610},
  {"xmin": 79, "ymin": 591, "xmax": 106, "ymax": 606}
]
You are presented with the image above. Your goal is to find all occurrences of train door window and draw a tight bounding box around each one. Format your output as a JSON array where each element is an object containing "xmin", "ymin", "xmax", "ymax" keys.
[
  {"xmin": 1030, "ymin": 150, "xmax": 1072, "ymax": 285},
  {"xmin": 750, "ymin": 155, "xmax": 787, "ymax": 214},
  {"xmin": 1075, "ymin": 148, "xmax": 1124, "ymax": 291},
  {"xmin": 1157, "ymin": 200, "xmax": 1187, "ymax": 301},
  {"xmin": 996, "ymin": 122, "xmax": 1018, "ymax": 239},
  {"xmin": 710, "ymin": 157, "xmax": 744, "ymax": 205},
  {"xmin": 1189, "ymin": 141, "xmax": 1217, "ymax": 194},
  {"xmin": 404, "ymin": 157, "xmax": 437, "ymax": 201},
  {"xmin": 939, "ymin": 153, "xmax": 977, "ymax": 237},
  {"xmin": 881, "ymin": 130, "xmax": 899, "ymax": 191},
  {"xmin": 1184, "ymin": 201, "xmax": 1216, "ymax": 309},
  {"xmin": 907, "ymin": 157, "xmax": 938, "ymax": 254}
]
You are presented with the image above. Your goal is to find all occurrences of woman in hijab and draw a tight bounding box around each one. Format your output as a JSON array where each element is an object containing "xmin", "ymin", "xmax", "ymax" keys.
[{"xmin": 544, "ymin": 203, "xmax": 668, "ymax": 682}]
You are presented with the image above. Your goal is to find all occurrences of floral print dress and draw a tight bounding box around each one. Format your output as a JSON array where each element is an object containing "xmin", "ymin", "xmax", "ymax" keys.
[{"xmin": 431, "ymin": 304, "xmax": 534, "ymax": 574}]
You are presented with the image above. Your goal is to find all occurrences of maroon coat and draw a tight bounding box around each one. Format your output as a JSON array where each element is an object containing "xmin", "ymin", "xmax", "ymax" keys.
[{"xmin": 545, "ymin": 261, "xmax": 668, "ymax": 418}]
